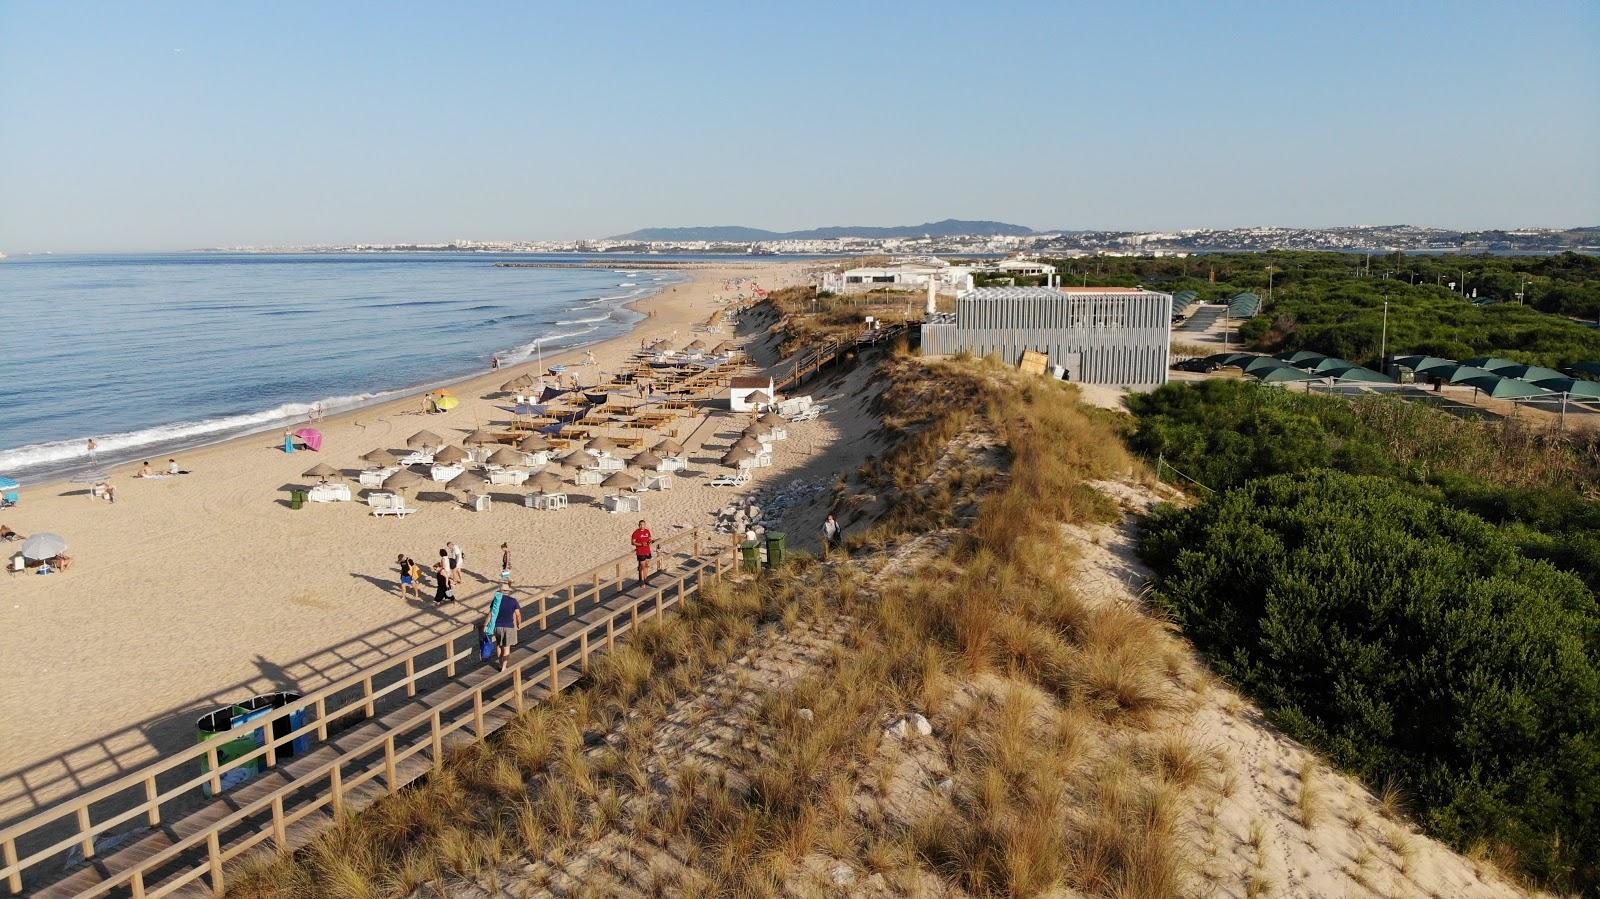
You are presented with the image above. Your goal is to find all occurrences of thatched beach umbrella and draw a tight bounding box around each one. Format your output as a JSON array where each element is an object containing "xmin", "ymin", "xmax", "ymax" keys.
[
  {"xmin": 721, "ymin": 446, "xmax": 755, "ymax": 467},
  {"xmin": 360, "ymin": 449, "xmax": 394, "ymax": 467},
  {"xmin": 649, "ymin": 338, "xmax": 672, "ymax": 350},
  {"xmin": 487, "ymin": 447, "xmax": 524, "ymax": 467},
  {"xmin": 745, "ymin": 423, "xmax": 773, "ymax": 439},
  {"xmin": 406, "ymin": 430, "xmax": 444, "ymax": 451},
  {"xmin": 732, "ymin": 435, "xmax": 763, "ymax": 454},
  {"xmin": 301, "ymin": 463, "xmax": 339, "ymax": 481},
  {"xmin": 747, "ymin": 391, "xmax": 771, "ymax": 405},
  {"xmin": 683, "ymin": 339, "xmax": 707, "ymax": 352},
  {"xmin": 713, "ymin": 341, "xmax": 734, "ymax": 354},
  {"xmin": 631, "ymin": 450, "xmax": 664, "ymax": 471},
  {"xmin": 501, "ymin": 374, "xmax": 536, "ymax": 392},
  {"xmin": 447, "ymin": 470, "xmax": 488, "ymax": 495},
  {"xmin": 557, "ymin": 447, "xmax": 591, "ymax": 468},
  {"xmin": 382, "ymin": 468, "xmax": 426, "ymax": 493},
  {"xmin": 758, "ymin": 412, "xmax": 785, "ymax": 426},
  {"xmin": 463, "ymin": 429, "xmax": 498, "ymax": 446},
  {"xmin": 433, "ymin": 445, "xmax": 470, "ymax": 465},
  {"xmin": 587, "ymin": 435, "xmax": 620, "ymax": 456},
  {"xmin": 517, "ymin": 434, "xmax": 552, "ymax": 453},
  {"xmin": 527, "ymin": 471, "xmax": 566, "ymax": 494},
  {"xmin": 653, "ymin": 438, "xmax": 685, "ymax": 457},
  {"xmin": 601, "ymin": 470, "xmax": 639, "ymax": 493}
]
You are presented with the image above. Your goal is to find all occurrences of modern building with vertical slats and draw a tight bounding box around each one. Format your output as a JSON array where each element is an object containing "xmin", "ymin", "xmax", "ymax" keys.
[{"xmin": 919, "ymin": 286, "xmax": 1172, "ymax": 386}]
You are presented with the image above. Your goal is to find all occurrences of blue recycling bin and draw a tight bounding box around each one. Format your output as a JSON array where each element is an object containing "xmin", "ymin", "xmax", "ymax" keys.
[{"xmin": 197, "ymin": 691, "xmax": 309, "ymax": 794}]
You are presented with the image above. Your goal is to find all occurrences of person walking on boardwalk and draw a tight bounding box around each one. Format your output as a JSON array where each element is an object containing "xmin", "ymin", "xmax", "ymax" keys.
[
  {"xmin": 485, "ymin": 589, "xmax": 522, "ymax": 673},
  {"xmin": 433, "ymin": 552, "xmax": 453, "ymax": 605},
  {"xmin": 631, "ymin": 519, "xmax": 653, "ymax": 584},
  {"xmin": 499, "ymin": 542, "xmax": 512, "ymax": 584},
  {"xmin": 447, "ymin": 541, "xmax": 465, "ymax": 586}
]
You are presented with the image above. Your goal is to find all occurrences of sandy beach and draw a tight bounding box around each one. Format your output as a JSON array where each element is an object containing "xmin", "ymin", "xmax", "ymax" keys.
[{"xmin": 0, "ymin": 260, "xmax": 851, "ymax": 824}]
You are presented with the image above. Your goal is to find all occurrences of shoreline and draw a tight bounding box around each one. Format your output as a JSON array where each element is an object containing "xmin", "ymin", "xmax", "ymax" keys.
[{"xmin": 7, "ymin": 268, "xmax": 708, "ymax": 491}]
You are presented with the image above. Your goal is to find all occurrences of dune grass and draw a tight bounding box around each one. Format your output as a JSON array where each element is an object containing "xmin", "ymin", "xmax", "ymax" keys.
[{"xmin": 228, "ymin": 355, "xmax": 1205, "ymax": 898}]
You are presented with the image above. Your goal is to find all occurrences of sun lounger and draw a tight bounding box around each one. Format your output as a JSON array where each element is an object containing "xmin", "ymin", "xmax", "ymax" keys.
[
  {"xmin": 574, "ymin": 468, "xmax": 604, "ymax": 487},
  {"xmin": 488, "ymin": 468, "xmax": 529, "ymax": 486},
  {"xmin": 430, "ymin": 463, "xmax": 465, "ymax": 483},
  {"xmin": 603, "ymin": 493, "xmax": 643, "ymax": 514},
  {"xmin": 526, "ymin": 492, "xmax": 568, "ymax": 510},
  {"xmin": 367, "ymin": 493, "xmax": 416, "ymax": 518},
  {"xmin": 472, "ymin": 494, "xmax": 492, "ymax": 512},
  {"xmin": 360, "ymin": 463, "xmax": 396, "ymax": 486},
  {"xmin": 308, "ymin": 484, "xmax": 352, "ymax": 503},
  {"xmin": 643, "ymin": 474, "xmax": 673, "ymax": 491},
  {"xmin": 710, "ymin": 470, "xmax": 752, "ymax": 487},
  {"xmin": 658, "ymin": 457, "xmax": 687, "ymax": 473},
  {"xmin": 399, "ymin": 452, "xmax": 435, "ymax": 466}
]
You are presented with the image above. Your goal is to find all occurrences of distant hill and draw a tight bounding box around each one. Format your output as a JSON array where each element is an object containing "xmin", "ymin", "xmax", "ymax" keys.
[{"xmin": 610, "ymin": 219, "xmax": 1035, "ymax": 241}]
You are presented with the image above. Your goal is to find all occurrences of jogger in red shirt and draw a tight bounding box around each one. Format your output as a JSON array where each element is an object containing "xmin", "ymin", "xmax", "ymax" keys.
[{"xmin": 631, "ymin": 520, "xmax": 653, "ymax": 583}]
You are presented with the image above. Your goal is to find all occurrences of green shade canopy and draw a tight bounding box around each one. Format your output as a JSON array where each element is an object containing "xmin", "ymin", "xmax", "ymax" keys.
[
  {"xmin": 1327, "ymin": 366, "xmax": 1394, "ymax": 383},
  {"xmin": 1393, "ymin": 355, "xmax": 1452, "ymax": 372},
  {"xmin": 1454, "ymin": 375, "xmax": 1552, "ymax": 399},
  {"xmin": 1411, "ymin": 358, "xmax": 1465, "ymax": 378},
  {"xmin": 1461, "ymin": 357, "xmax": 1520, "ymax": 372},
  {"xmin": 1533, "ymin": 377, "xmax": 1600, "ymax": 399},
  {"xmin": 1567, "ymin": 361, "xmax": 1600, "ymax": 378},
  {"xmin": 1446, "ymin": 365, "xmax": 1499, "ymax": 385},
  {"xmin": 1242, "ymin": 356, "xmax": 1295, "ymax": 375},
  {"xmin": 1203, "ymin": 352, "xmax": 1255, "ymax": 368},
  {"xmin": 1494, "ymin": 363, "xmax": 1565, "ymax": 382},
  {"xmin": 1310, "ymin": 357, "xmax": 1358, "ymax": 374},
  {"xmin": 1274, "ymin": 350, "xmax": 1327, "ymax": 365},
  {"xmin": 1251, "ymin": 366, "xmax": 1318, "ymax": 383}
]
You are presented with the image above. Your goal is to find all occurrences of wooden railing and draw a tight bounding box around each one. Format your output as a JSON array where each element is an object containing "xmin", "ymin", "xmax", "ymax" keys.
[{"xmin": 1, "ymin": 528, "xmax": 724, "ymax": 897}]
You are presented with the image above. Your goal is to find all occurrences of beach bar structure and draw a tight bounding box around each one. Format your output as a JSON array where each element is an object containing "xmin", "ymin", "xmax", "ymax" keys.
[{"xmin": 919, "ymin": 286, "xmax": 1172, "ymax": 387}]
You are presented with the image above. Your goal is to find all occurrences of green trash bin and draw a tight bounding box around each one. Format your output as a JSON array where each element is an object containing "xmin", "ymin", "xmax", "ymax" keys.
[
  {"xmin": 290, "ymin": 489, "xmax": 306, "ymax": 510},
  {"xmin": 765, "ymin": 532, "xmax": 786, "ymax": 569},
  {"xmin": 740, "ymin": 540, "xmax": 761, "ymax": 573}
]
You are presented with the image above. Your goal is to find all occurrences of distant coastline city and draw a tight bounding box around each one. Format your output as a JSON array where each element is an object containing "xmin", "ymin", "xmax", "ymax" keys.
[{"xmin": 186, "ymin": 220, "xmax": 1600, "ymax": 258}]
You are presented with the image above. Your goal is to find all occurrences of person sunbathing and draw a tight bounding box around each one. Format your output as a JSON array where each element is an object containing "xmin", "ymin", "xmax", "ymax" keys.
[
  {"xmin": 137, "ymin": 462, "xmax": 154, "ymax": 478},
  {"xmin": 49, "ymin": 554, "xmax": 72, "ymax": 571},
  {"xmin": 0, "ymin": 526, "xmax": 20, "ymax": 541}
]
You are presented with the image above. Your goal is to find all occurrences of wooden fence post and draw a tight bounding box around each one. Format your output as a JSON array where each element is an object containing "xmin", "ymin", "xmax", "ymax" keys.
[
  {"xmin": 513, "ymin": 667, "xmax": 525, "ymax": 712},
  {"xmin": 330, "ymin": 765, "xmax": 344, "ymax": 820},
  {"xmin": 206, "ymin": 829, "xmax": 224, "ymax": 896},
  {"xmin": 431, "ymin": 711, "xmax": 443, "ymax": 771},
  {"xmin": 385, "ymin": 734, "xmax": 398, "ymax": 793},
  {"xmin": 547, "ymin": 649, "xmax": 560, "ymax": 692},
  {"xmin": 144, "ymin": 776, "xmax": 161, "ymax": 826},
  {"xmin": 271, "ymin": 795, "xmax": 287, "ymax": 853},
  {"xmin": 404, "ymin": 656, "xmax": 417, "ymax": 698}
]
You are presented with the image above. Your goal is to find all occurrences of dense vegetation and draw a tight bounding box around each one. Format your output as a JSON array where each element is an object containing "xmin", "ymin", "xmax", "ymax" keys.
[
  {"xmin": 1129, "ymin": 380, "xmax": 1600, "ymax": 891},
  {"xmin": 1040, "ymin": 250, "xmax": 1600, "ymax": 368}
]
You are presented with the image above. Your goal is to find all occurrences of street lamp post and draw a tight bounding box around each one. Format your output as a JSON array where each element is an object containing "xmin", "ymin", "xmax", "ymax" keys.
[
  {"xmin": 1266, "ymin": 265, "xmax": 1274, "ymax": 306},
  {"xmin": 1379, "ymin": 297, "xmax": 1389, "ymax": 370}
]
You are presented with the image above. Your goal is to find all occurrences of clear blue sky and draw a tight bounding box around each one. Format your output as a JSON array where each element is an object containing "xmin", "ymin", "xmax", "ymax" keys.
[{"xmin": 2, "ymin": 1, "xmax": 1596, "ymax": 252}]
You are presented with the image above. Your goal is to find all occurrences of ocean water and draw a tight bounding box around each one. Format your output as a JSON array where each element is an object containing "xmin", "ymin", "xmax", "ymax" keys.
[{"xmin": 0, "ymin": 253, "xmax": 690, "ymax": 482}]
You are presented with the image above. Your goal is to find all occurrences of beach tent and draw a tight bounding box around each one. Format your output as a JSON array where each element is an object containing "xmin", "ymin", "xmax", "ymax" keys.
[
  {"xmin": 360, "ymin": 449, "xmax": 394, "ymax": 467},
  {"xmin": 1461, "ymin": 357, "xmax": 1520, "ymax": 373},
  {"xmin": 1494, "ymin": 363, "xmax": 1565, "ymax": 383},
  {"xmin": 0, "ymin": 476, "xmax": 18, "ymax": 505},
  {"xmin": 1454, "ymin": 374, "xmax": 1553, "ymax": 400},
  {"xmin": 1533, "ymin": 377, "xmax": 1600, "ymax": 400},
  {"xmin": 292, "ymin": 428, "xmax": 323, "ymax": 452},
  {"xmin": 432, "ymin": 445, "xmax": 470, "ymax": 465},
  {"xmin": 19, "ymin": 532, "xmax": 66, "ymax": 561},
  {"xmin": 406, "ymin": 430, "xmax": 444, "ymax": 451},
  {"xmin": 462, "ymin": 429, "xmax": 498, "ymax": 446}
]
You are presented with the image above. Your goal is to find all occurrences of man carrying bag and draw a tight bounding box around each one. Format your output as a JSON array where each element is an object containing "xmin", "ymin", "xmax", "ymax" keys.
[{"xmin": 482, "ymin": 590, "xmax": 522, "ymax": 672}]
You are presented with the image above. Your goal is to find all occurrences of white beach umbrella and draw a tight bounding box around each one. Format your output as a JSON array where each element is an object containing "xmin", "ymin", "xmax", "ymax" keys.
[{"xmin": 20, "ymin": 533, "xmax": 66, "ymax": 561}]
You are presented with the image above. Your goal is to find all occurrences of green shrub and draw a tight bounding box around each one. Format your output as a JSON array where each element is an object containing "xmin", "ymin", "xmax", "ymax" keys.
[{"xmin": 1141, "ymin": 471, "xmax": 1600, "ymax": 891}]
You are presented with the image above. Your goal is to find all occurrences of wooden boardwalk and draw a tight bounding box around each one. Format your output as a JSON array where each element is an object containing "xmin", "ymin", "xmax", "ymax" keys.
[{"xmin": 5, "ymin": 532, "xmax": 735, "ymax": 898}]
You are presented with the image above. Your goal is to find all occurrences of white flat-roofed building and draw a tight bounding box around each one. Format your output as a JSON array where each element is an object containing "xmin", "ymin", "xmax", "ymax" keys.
[
  {"xmin": 994, "ymin": 258, "xmax": 1057, "ymax": 277},
  {"xmin": 818, "ymin": 257, "xmax": 971, "ymax": 295},
  {"xmin": 920, "ymin": 286, "xmax": 1172, "ymax": 387}
]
